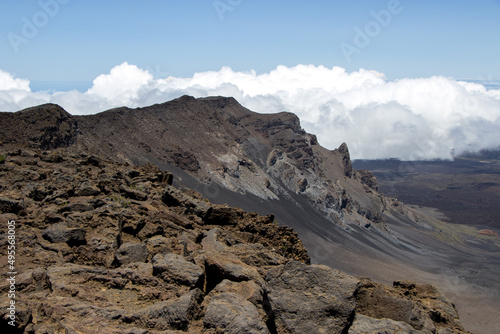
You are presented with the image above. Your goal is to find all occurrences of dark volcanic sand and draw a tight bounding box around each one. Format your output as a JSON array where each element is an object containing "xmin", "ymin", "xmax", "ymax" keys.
[{"xmin": 353, "ymin": 158, "xmax": 500, "ymax": 230}]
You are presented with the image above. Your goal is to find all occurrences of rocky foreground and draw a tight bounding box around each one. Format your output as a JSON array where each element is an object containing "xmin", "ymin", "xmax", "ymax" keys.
[{"xmin": 0, "ymin": 148, "xmax": 468, "ymax": 333}]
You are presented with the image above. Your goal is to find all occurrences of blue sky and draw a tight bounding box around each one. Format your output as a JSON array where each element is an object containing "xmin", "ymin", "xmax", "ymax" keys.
[
  {"xmin": 1, "ymin": 1, "xmax": 500, "ymax": 160},
  {"xmin": 1, "ymin": 0, "xmax": 500, "ymax": 90}
]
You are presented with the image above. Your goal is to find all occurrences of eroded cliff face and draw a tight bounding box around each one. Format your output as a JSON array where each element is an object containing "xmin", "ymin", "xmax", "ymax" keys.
[
  {"xmin": 68, "ymin": 95, "xmax": 402, "ymax": 233},
  {"xmin": 0, "ymin": 148, "xmax": 468, "ymax": 333}
]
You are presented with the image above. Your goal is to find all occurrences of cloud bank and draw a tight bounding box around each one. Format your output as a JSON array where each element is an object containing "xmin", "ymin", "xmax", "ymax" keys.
[{"xmin": 1, "ymin": 63, "xmax": 500, "ymax": 160}]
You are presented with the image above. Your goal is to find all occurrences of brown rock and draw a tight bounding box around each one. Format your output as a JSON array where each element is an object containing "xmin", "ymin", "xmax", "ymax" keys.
[
  {"xmin": 130, "ymin": 288, "xmax": 203, "ymax": 331},
  {"xmin": 355, "ymin": 279, "xmax": 467, "ymax": 333},
  {"xmin": 349, "ymin": 314, "xmax": 426, "ymax": 334},
  {"xmin": 119, "ymin": 184, "xmax": 148, "ymax": 201},
  {"xmin": 152, "ymin": 253, "xmax": 204, "ymax": 287},
  {"xmin": 204, "ymin": 292, "xmax": 269, "ymax": 334},
  {"xmin": 76, "ymin": 182, "xmax": 101, "ymax": 196},
  {"xmin": 42, "ymin": 223, "xmax": 87, "ymax": 246},
  {"xmin": 115, "ymin": 242, "xmax": 148, "ymax": 266},
  {"xmin": 335, "ymin": 142, "xmax": 353, "ymax": 177},
  {"xmin": 265, "ymin": 261, "xmax": 359, "ymax": 334}
]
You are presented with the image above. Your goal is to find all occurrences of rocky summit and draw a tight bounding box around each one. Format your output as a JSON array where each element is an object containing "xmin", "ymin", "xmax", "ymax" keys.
[{"xmin": 0, "ymin": 148, "xmax": 468, "ymax": 333}]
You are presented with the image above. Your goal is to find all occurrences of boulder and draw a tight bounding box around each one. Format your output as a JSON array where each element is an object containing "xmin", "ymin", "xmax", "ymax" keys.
[
  {"xmin": 198, "ymin": 229, "xmax": 263, "ymax": 292},
  {"xmin": 161, "ymin": 185, "xmax": 211, "ymax": 217},
  {"xmin": 116, "ymin": 262, "xmax": 155, "ymax": 286},
  {"xmin": 28, "ymin": 185, "xmax": 51, "ymax": 201},
  {"xmin": 42, "ymin": 223, "xmax": 87, "ymax": 246},
  {"xmin": 210, "ymin": 279, "xmax": 264, "ymax": 306},
  {"xmin": 80, "ymin": 155, "xmax": 102, "ymax": 167},
  {"xmin": 137, "ymin": 221, "xmax": 164, "ymax": 240},
  {"xmin": 115, "ymin": 242, "xmax": 148, "ymax": 266},
  {"xmin": 204, "ymin": 292, "xmax": 269, "ymax": 334},
  {"xmin": 146, "ymin": 236, "xmax": 172, "ymax": 256},
  {"xmin": 76, "ymin": 182, "xmax": 101, "ymax": 196},
  {"xmin": 202, "ymin": 252, "xmax": 263, "ymax": 293},
  {"xmin": 131, "ymin": 288, "xmax": 203, "ymax": 331},
  {"xmin": 40, "ymin": 152, "xmax": 64, "ymax": 163},
  {"xmin": 265, "ymin": 260, "xmax": 359, "ymax": 334},
  {"xmin": 354, "ymin": 279, "xmax": 466, "ymax": 333},
  {"xmin": 230, "ymin": 243, "xmax": 285, "ymax": 267},
  {"xmin": 204, "ymin": 206, "xmax": 243, "ymax": 225},
  {"xmin": 152, "ymin": 253, "xmax": 204, "ymax": 287}
]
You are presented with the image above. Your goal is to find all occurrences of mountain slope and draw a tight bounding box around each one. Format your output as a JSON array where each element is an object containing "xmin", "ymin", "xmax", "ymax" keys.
[
  {"xmin": 0, "ymin": 148, "xmax": 467, "ymax": 333},
  {"xmin": 1, "ymin": 96, "xmax": 499, "ymax": 333},
  {"xmin": 75, "ymin": 95, "xmax": 386, "ymax": 229}
]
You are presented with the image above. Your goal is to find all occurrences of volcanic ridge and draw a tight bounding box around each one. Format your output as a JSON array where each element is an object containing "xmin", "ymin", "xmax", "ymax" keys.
[{"xmin": 1, "ymin": 96, "xmax": 499, "ymax": 333}]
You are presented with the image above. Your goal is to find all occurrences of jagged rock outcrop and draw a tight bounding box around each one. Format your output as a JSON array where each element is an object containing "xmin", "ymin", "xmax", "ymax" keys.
[
  {"xmin": 355, "ymin": 168, "xmax": 378, "ymax": 191},
  {"xmin": 335, "ymin": 142, "xmax": 353, "ymax": 177},
  {"xmin": 0, "ymin": 148, "xmax": 469, "ymax": 333},
  {"xmin": 354, "ymin": 279, "xmax": 465, "ymax": 333}
]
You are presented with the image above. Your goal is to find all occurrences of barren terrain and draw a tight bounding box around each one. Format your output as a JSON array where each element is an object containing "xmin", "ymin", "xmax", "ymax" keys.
[{"xmin": 2, "ymin": 98, "xmax": 500, "ymax": 333}]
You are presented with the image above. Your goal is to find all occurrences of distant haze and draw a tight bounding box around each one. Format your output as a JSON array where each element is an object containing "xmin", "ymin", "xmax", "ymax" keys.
[{"xmin": 1, "ymin": 63, "xmax": 500, "ymax": 160}]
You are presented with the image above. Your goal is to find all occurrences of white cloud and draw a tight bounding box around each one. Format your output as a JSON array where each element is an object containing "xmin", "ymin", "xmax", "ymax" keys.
[
  {"xmin": 87, "ymin": 62, "xmax": 153, "ymax": 102},
  {"xmin": 1, "ymin": 63, "xmax": 500, "ymax": 160},
  {"xmin": 0, "ymin": 69, "xmax": 31, "ymax": 91}
]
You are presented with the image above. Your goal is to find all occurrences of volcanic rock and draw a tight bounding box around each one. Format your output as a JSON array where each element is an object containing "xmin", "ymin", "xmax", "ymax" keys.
[
  {"xmin": 265, "ymin": 260, "xmax": 359, "ymax": 333},
  {"xmin": 152, "ymin": 253, "xmax": 204, "ymax": 287},
  {"xmin": 42, "ymin": 223, "xmax": 87, "ymax": 246},
  {"xmin": 0, "ymin": 100, "xmax": 473, "ymax": 333},
  {"xmin": 115, "ymin": 242, "xmax": 149, "ymax": 266}
]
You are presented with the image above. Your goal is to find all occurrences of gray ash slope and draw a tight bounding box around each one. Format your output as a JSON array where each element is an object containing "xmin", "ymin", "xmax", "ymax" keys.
[
  {"xmin": 73, "ymin": 96, "xmax": 499, "ymax": 266},
  {"xmin": 2, "ymin": 96, "xmax": 500, "ymax": 333}
]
